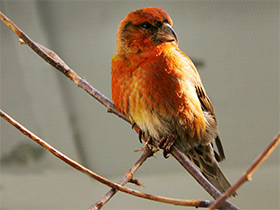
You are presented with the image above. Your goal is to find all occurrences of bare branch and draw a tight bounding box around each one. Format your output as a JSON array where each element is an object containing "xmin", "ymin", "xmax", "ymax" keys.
[
  {"xmin": 90, "ymin": 146, "xmax": 153, "ymax": 210},
  {"xmin": 0, "ymin": 109, "xmax": 214, "ymax": 208},
  {"xmin": 209, "ymin": 132, "xmax": 280, "ymax": 209},
  {"xmin": 0, "ymin": 12, "xmax": 128, "ymax": 124}
]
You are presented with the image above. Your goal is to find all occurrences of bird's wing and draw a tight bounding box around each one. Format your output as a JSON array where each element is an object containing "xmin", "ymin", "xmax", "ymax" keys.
[
  {"xmin": 195, "ymin": 84, "xmax": 225, "ymax": 161},
  {"xmin": 195, "ymin": 84, "xmax": 214, "ymax": 115}
]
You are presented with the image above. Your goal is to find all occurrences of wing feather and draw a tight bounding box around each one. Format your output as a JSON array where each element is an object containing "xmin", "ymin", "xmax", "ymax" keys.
[{"xmin": 195, "ymin": 84, "xmax": 225, "ymax": 161}]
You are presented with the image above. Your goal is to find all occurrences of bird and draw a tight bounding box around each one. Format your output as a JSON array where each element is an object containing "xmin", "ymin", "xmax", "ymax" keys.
[{"xmin": 111, "ymin": 7, "xmax": 234, "ymax": 195}]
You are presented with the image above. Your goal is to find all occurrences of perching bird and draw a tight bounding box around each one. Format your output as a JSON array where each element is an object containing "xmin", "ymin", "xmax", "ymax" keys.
[{"xmin": 111, "ymin": 7, "xmax": 234, "ymax": 194}]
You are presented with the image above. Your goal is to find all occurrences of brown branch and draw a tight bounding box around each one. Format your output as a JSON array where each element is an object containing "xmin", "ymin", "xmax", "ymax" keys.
[
  {"xmin": 0, "ymin": 109, "xmax": 213, "ymax": 208},
  {"xmin": 90, "ymin": 146, "xmax": 154, "ymax": 210},
  {"xmin": 209, "ymin": 132, "xmax": 280, "ymax": 209},
  {"xmin": 0, "ymin": 11, "xmax": 239, "ymax": 209},
  {"xmin": 0, "ymin": 12, "xmax": 128, "ymax": 124}
]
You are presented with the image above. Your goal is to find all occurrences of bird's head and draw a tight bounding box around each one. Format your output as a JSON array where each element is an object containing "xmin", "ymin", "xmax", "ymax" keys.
[{"xmin": 117, "ymin": 7, "xmax": 178, "ymax": 53}]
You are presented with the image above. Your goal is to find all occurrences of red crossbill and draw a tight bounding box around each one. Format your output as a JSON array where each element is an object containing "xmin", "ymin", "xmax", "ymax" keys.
[{"xmin": 111, "ymin": 7, "xmax": 234, "ymax": 194}]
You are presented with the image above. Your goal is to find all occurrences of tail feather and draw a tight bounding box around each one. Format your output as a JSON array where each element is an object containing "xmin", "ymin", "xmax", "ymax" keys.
[{"xmin": 185, "ymin": 144, "xmax": 236, "ymax": 196}]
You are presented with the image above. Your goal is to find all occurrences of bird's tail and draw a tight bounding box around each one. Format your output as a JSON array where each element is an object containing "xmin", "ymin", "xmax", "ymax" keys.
[{"xmin": 184, "ymin": 144, "xmax": 236, "ymax": 196}]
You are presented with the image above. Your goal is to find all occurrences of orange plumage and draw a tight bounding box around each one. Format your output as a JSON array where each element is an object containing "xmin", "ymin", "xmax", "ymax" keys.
[{"xmin": 111, "ymin": 7, "xmax": 234, "ymax": 194}]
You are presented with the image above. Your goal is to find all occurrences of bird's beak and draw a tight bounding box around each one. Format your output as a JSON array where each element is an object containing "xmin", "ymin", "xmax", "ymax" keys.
[{"xmin": 155, "ymin": 23, "xmax": 178, "ymax": 45}]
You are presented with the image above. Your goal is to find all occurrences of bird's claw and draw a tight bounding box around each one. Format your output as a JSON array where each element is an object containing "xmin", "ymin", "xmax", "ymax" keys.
[
  {"xmin": 132, "ymin": 123, "xmax": 144, "ymax": 144},
  {"xmin": 138, "ymin": 130, "xmax": 144, "ymax": 144},
  {"xmin": 158, "ymin": 134, "xmax": 176, "ymax": 158}
]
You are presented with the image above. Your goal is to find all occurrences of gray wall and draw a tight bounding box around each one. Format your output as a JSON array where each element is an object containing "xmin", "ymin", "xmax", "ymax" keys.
[{"xmin": 1, "ymin": 1, "xmax": 279, "ymax": 209}]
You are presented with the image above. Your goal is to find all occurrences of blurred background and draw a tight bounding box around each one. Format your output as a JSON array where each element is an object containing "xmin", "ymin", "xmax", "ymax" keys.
[{"xmin": 1, "ymin": 1, "xmax": 279, "ymax": 209}]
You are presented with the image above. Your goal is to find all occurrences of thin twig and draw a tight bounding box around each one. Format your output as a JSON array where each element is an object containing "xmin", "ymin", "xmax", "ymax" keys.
[
  {"xmin": 90, "ymin": 146, "xmax": 154, "ymax": 210},
  {"xmin": 209, "ymin": 132, "xmax": 280, "ymax": 209},
  {"xmin": 0, "ymin": 11, "xmax": 238, "ymax": 209},
  {"xmin": 0, "ymin": 109, "xmax": 213, "ymax": 208},
  {"xmin": 0, "ymin": 12, "xmax": 128, "ymax": 124}
]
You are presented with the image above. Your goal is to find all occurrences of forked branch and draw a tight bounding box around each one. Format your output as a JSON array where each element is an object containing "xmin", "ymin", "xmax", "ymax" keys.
[
  {"xmin": 0, "ymin": 109, "xmax": 213, "ymax": 208},
  {"xmin": 90, "ymin": 146, "xmax": 154, "ymax": 210}
]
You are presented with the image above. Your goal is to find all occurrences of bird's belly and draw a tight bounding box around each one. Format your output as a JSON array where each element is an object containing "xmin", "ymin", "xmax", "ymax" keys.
[{"xmin": 128, "ymin": 90, "xmax": 173, "ymax": 141}]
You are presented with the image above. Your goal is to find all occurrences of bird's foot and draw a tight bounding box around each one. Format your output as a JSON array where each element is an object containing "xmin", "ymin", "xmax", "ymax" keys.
[{"xmin": 158, "ymin": 134, "xmax": 176, "ymax": 158}]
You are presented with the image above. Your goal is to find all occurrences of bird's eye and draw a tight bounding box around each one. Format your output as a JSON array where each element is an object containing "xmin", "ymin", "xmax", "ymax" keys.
[{"xmin": 140, "ymin": 22, "xmax": 153, "ymax": 29}]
